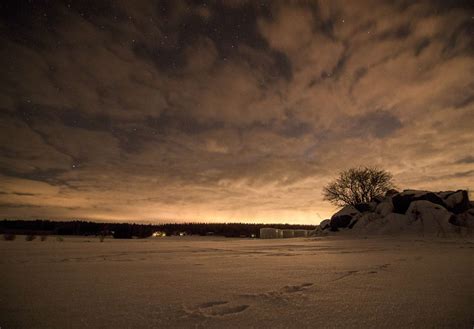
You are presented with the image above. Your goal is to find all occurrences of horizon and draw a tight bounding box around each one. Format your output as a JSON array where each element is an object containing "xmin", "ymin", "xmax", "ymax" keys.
[
  {"xmin": 2, "ymin": 186, "xmax": 473, "ymax": 225},
  {"xmin": 1, "ymin": 217, "xmax": 319, "ymax": 226},
  {"xmin": 1, "ymin": 1, "xmax": 473, "ymax": 223}
]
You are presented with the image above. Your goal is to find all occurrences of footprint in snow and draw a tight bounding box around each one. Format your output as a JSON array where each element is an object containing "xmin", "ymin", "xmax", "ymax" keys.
[{"xmin": 185, "ymin": 301, "xmax": 249, "ymax": 318}]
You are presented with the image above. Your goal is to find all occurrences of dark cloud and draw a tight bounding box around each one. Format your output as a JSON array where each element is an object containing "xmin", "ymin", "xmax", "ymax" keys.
[
  {"xmin": 414, "ymin": 38, "xmax": 431, "ymax": 56},
  {"xmin": 352, "ymin": 110, "xmax": 403, "ymax": 139},
  {"xmin": 0, "ymin": 167, "xmax": 68, "ymax": 186},
  {"xmin": 0, "ymin": 0, "xmax": 472, "ymax": 222},
  {"xmin": 377, "ymin": 24, "xmax": 411, "ymax": 41},
  {"xmin": 276, "ymin": 119, "xmax": 313, "ymax": 139},
  {"xmin": 58, "ymin": 109, "xmax": 112, "ymax": 131}
]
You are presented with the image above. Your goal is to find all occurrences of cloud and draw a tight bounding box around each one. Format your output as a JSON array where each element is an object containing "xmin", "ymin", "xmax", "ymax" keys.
[
  {"xmin": 0, "ymin": 1, "xmax": 472, "ymax": 222},
  {"xmin": 351, "ymin": 110, "xmax": 403, "ymax": 139},
  {"xmin": 258, "ymin": 5, "xmax": 314, "ymax": 54}
]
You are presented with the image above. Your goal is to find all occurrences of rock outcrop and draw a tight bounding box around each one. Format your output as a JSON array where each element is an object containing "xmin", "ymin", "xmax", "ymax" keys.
[
  {"xmin": 329, "ymin": 206, "xmax": 360, "ymax": 231},
  {"xmin": 313, "ymin": 189, "xmax": 473, "ymax": 237},
  {"xmin": 392, "ymin": 190, "xmax": 445, "ymax": 214},
  {"xmin": 319, "ymin": 219, "xmax": 331, "ymax": 230},
  {"xmin": 440, "ymin": 190, "xmax": 470, "ymax": 214}
]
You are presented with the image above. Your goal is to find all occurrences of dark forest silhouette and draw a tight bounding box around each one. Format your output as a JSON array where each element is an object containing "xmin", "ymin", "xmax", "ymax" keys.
[{"xmin": 0, "ymin": 219, "xmax": 316, "ymax": 239}]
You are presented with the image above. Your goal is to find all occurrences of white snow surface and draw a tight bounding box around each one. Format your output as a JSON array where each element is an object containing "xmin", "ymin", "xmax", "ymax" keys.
[
  {"xmin": 1, "ymin": 236, "xmax": 473, "ymax": 328},
  {"xmin": 406, "ymin": 200, "xmax": 454, "ymax": 236},
  {"xmin": 351, "ymin": 213, "xmax": 412, "ymax": 235}
]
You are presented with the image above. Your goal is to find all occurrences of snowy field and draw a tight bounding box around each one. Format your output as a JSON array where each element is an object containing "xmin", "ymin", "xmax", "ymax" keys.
[{"xmin": 1, "ymin": 236, "xmax": 473, "ymax": 328}]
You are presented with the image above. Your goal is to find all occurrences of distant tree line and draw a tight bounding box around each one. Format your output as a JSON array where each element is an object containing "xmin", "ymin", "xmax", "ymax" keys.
[{"xmin": 0, "ymin": 219, "xmax": 316, "ymax": 239}]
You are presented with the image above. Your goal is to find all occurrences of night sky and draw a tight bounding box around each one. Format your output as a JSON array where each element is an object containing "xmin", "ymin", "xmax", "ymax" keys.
[{"xmin": 0, "ymin": 1, "xmax": 473, "ymax": 223}]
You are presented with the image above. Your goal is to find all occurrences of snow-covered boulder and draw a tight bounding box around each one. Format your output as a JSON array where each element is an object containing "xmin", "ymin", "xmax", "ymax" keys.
[
  {"xmin": 319, "ymin": 219, "xmax": 331, "ymax": 230},
  {"xmin": 372, "ymin": 195, "xmax": 385, "ymax": 203},
  {"xmin": 406, "ymin": 200, "xmax": 455, "ymax": 237},
  {"xmin": 392, "ymin": 190, "xmax": 446, "ymax": 214},
  {"xmin": 450, "ymin": 208, "xmax": 474, "ymax": 227},
  {"xmin": 318, "ymin": 188, "xmax": 471, "ymax": 238},
  {"xmin": 438, "ymin": 190, "xmax": 470, "ymax": 214},
  {"xmin": 385, "ymin": 189, "xmax": 399, "ymax": 197},
  {"xmin": 353, "ymin": 202, "xmax": 378, "ymax": 212},
  {"xmin": 354, "ymin": 203, "xmax": 371, "ymax": 212},
  {"xmin": 330, "ymin": 206, "xmax": 360, "ymax": 231},
  {"xmin": 310, "ymin": 225, "xmax": 330, "ymax": 236},
  {"xmin": 368, "ymin": 201, "xmax": 378, "ymax": 211},
  {"xmin": 348, "ymin": 215, "xmax": 360, "ymax": 229},
  {"xmin": 375, "ymin": 199, "xmax": 394, "ymax": 217},
  {"xmin": 377, "ymin": 213, "xmax": 411, "ymax": 235},
  {"xmin": 351, "ymin": 213, "xmax": 383, "ymax": 233}
]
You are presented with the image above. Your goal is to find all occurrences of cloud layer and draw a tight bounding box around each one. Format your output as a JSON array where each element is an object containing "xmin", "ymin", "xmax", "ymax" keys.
[{"xmin": 0, "ymin": 0, "xmax": 473, "ymax": 223}]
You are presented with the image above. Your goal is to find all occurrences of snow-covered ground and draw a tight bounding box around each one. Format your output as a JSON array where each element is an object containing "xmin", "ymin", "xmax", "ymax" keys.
[{"xmin": 1, "ymin": 236, "xmax": 473, "ymax": 328}]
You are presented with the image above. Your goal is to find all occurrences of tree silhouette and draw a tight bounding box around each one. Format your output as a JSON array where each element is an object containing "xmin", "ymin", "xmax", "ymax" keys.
[{"xmin": 323, "ymin": 167, "xmax": 395, "ymax": 206}]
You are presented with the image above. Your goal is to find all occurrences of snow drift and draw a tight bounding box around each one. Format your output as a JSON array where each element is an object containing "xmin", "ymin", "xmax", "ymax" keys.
[{"xmin": 312, "ymin": 189, "xmax": 474, "ymax": 237}]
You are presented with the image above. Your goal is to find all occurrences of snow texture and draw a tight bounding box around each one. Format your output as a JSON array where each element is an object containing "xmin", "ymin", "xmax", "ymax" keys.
[{"xmin": 1, "ymin": 236, "xmax": 473, "ymax": 328}]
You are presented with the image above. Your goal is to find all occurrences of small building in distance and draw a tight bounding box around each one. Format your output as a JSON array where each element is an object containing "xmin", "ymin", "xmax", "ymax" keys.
[
  {"xmin": 259, "ymin": 228, "xmax": 310, "ymax": 239},
  {"xmin": 259, "ymin": 228, "xmax": 281, "ymax": 239},
  {"xmin": 281, "ymin": 229, "xmax": 295, "ymax": 238},
  {"xmin": 293, "ymin": 229, "xmax": 309, "ymax": 237}
]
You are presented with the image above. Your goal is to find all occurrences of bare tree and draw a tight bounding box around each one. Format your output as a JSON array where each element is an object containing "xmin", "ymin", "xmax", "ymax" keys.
[{"xmin": 323, "ymin": 167, "xmax": 395, "ymax": 206}]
